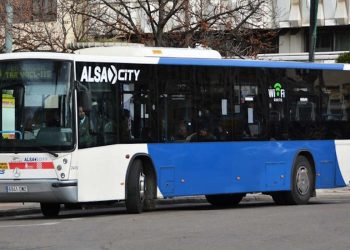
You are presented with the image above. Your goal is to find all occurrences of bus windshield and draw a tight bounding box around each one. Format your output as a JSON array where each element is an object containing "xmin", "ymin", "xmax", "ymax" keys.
[{"xmin": 0, "ymin": 60, "xmax": 74, "ymax": 152}]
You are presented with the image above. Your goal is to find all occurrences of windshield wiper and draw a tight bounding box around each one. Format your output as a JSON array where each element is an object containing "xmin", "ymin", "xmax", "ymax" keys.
[
  {"xmin": 34, "ymin": 146, "xmax": 59, "ymax": 158},
  {"xmin": 0, "ymin": 140, "xmax": 59, "ymax": 157}
]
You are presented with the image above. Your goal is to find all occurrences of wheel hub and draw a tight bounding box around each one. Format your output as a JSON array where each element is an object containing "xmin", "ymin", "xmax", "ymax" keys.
[
  {"xmin": 139, "ymin": 172, "xmax": 145, "ymax": 202},
  {"xmin": 296, "ymin": 166, "xmax": 310, "ymax": 195}
]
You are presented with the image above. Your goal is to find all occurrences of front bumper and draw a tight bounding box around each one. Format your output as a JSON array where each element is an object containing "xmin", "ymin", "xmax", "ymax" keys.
[{"xmin": 0, "ymin": 179, "xmax": 77, "ymax": 203}]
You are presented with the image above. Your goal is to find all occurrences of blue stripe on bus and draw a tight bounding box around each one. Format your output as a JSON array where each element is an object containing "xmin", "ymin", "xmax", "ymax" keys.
[
  {"xmin": 158, "ymin": 58, "xmax": 345, "ymax": 71},
  {"xmin": 148, "ymin": 140, "xmax": 345, "ymax": 197}
]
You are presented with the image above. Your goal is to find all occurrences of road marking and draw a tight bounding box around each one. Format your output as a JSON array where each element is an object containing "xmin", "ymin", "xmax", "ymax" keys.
[
  {"xmin": 0, "ymin": 222, "xmax": 60, "ymax": 228},
  {"xmin": 0, "ymin": 217, "xmax": 81, "ymax": 228},
  {"xmin": 63, "ymin": 218, "xmax": 81, "ymax": 221}
]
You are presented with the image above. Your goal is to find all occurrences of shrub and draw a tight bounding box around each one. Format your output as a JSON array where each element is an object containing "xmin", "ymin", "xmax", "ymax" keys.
[{"xmin": 337, "ymin": 52, "xmax": 350, "ymax": 63}]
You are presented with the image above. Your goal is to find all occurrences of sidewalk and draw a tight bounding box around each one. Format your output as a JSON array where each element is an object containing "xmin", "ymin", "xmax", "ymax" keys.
[
  {"xmin": 316, "ymin": 187, "xmax": 350, "ymax": 194},
  {"xmin": 0, "ymin": 187, "xmax": 349, "ymax": 216}
]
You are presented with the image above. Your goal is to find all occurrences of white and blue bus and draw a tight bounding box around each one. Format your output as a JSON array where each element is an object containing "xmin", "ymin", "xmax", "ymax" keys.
[{"xmin": 0, "ymin": 47, "xmax": 349, "ymax": 217}]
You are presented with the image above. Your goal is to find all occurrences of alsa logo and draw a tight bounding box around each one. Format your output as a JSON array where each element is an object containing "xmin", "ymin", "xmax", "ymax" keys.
[
  {"xmin": 80, "ymin": 66, "xmax": 140, "ymax": 84},
  {"xmin": 268, "ymin": 82, "xmax": 285, "ymax": 102},
  {"xmin": 24, "ymin": 157, "xmax": 47, "ymax": 162}
]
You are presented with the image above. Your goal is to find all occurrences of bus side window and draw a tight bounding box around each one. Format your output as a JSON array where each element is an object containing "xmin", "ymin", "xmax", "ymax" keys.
[
  {"xmin": 269, "ymin": 110, "xmax": 281, "ymax": 140},
  {"xmin": 158, "ymin": 66, "xmax": 195, "ymax": 142},
  {"xmin": 120, "ymin": 108, "xmax": 132, "ymax": 142},
  {"xmin": 235, "ymin": 68, "xmax": 265, "ymax": 140},
  {"xmin": 295, "ymin": 101, "xmax": 316, "ymax": 121},
  {"xmin": 194, "ymin": 67, "xmax": 232, "ymax": 142},
  {"xmin": 77, "ymin": 79, "xmax": 118, "ymax": 148},
  {"xmin": 118, "ymin": 65, "xmax": 157, "ymax": 143}
]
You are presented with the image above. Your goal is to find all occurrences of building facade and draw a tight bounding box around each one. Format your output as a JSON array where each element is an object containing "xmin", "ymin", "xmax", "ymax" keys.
[
  {"xmin": 0, "ymin": 0, "xmax": 80, "ymax": 52},
  {"xmin": 275, "ymin": 0, "xmax": 350, "ymax": 54}
]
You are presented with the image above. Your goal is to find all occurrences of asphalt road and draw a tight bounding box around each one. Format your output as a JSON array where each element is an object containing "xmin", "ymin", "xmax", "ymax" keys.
[{"xmin": 0, "ymin": 194, "xmax": 350, "ymax": 250}]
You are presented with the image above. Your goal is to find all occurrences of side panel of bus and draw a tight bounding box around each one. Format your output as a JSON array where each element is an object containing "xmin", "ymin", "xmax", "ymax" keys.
[
  {"xmin": 74, "ymin": 60, "xmax": 350, "ymax": 201},
  {"xmin": 148, "ymin": 140, "xmax": 343, "ymax": 197},
  {"xmin": 77, "ymin": 144, "xmax": 148, "ymax": 202}
]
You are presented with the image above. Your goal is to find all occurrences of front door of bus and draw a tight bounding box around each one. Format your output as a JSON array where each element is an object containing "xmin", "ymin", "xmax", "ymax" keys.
[{"xmin": 1, "ymin": 87, "xmax": 24, "ymax": 140}]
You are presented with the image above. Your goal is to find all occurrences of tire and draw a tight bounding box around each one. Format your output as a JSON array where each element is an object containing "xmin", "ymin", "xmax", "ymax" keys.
[
  {"xmin": 40, "ymin": 203, "xmax": 60, "ymax": 217},
  {"xmin": 205, "ymin": 193, "xmax": 245, "ymax": 207},
  {"xmin": 290, "ymin": 155, "xmax": 314, "ymax": 204},
  {"xmin": 272, "ymin": 155, "xmax": 314, "ymax": 205},
  {"xmin": 125, "ymin": 159, "xmax": 146, "ymax": 214},
  {"xmin": 271, "ymin": 191, "xmax": 289, "ymax": 205}
]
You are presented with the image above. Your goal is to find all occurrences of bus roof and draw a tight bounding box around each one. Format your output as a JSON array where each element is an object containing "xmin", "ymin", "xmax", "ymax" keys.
[
  {"xmin": 157, "ymin": 57, "xmax": 350, "ymax": 71},
  {"xmin": 0, "ymin": 51, "xmax": 349, "ymax": 71},
  {"xmin": 0, "ymin": 52, "xmax": 75, "ymax": 61},
  {"xmin": 74, "ymin": 46, "xmax": 222, "ymax": 59}
]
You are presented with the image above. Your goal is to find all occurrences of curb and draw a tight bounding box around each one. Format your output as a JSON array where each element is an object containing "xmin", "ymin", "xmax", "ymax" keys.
[{"xmin": 0, "ymin": 207, "xmax": 41, "ymax": 217}]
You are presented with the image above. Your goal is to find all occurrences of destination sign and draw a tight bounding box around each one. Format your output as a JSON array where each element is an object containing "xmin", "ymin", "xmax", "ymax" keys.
[{"xmin": 0, "ymin": 63, "xmax": 53, "ymax": 81}]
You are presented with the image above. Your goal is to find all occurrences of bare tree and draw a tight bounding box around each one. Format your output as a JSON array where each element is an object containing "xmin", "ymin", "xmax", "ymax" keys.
[
  {"xmin": 74, "ymin": 0, "xmax": 277, "ymax": 57},
  {"xmin": 1, "ymin": 0, "xmax": 277, "ymax": 55},
  {"xmin": 0, "ymin": 0, "xmax": 32, "ymax": 52},
  {"xmin": 1, "ymin": 0, "xmax": 93, "ymax": 52}
]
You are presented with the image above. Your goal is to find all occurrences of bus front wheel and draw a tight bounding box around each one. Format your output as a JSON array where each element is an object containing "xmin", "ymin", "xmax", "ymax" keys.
[
  {"xmin": 126, "ymin": 159, "xmax": 146, "ymax": 214},
  {"xmin": 205, "ymin": 194, "xmax": 245, "ymax": 207},
  {"xmin": 40, "ymin": 203, "xmax": 60, "ymax": 217}
]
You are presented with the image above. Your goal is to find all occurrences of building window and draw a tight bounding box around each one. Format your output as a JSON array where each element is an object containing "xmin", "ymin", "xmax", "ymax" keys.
[
  {"xmin": 0, "ymin": 1, "xmax": 32, "ymax": 23},
  {"xmin": 315, "ymin": 31, "xmax": 333, "ymax": 52},
  {"xmin": 32, "ymin": 0, "xmax": 57, "ymax": 22},
  {"xmin": 305, "ymin": 27, "xmax": 350, "ymax": 52},
  {"xmin": 0, "ymin": 0, "xmax": 57, "ymax": 23},
  {"xmin": 335, "ymin": 32, "xmax": 350, "ymax": 51}
]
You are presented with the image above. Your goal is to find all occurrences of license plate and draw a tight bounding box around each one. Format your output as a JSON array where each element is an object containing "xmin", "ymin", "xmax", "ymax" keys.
[{"xmin": 6, "ymin": 186, "xmax": 28, "ymax": 193}]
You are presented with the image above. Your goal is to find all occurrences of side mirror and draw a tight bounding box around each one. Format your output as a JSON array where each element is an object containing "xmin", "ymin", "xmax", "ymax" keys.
[
  {"xmin": 75, "ymin": 81, "xmax": 92, "ymax": 112},
  {"xmin": 79, "ymin": 91, "xmax": 92, "ymax": 112}
]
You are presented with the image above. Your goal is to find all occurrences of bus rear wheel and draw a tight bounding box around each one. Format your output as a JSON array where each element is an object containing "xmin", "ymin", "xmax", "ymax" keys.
[
  {"xmin": 271, "ymin": 192, "xmax": 289, "ymax": 205},
  {"xmin": 205, "ymin": 194, "xmax": 245, "ymax": 207},
  {"xmin": 126, "ymin": 159, "xmax": 146, "ymax": 214},
  {"xmin": 272, "ymin": 155, "xmax": 314, "ymax": 205},
  {"xmin": 40, "ymin": 203, "xmax": 60, "ymax": 217}
]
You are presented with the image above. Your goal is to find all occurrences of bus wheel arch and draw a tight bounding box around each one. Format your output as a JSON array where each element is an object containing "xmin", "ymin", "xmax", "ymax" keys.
[
  {"xmin": 125, "ymin": 154, "xmax": 157, "ymax": 213},
  {"xmin": 271, "ymin": 151, "xmax": 315, "ymax": 205}
]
